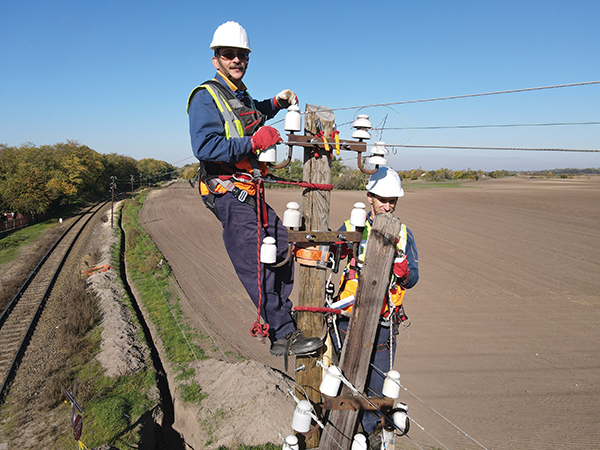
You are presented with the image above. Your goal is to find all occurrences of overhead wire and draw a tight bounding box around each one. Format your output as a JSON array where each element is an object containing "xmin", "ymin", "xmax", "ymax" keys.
[
  {"xmin": 267, "ymin": 80, "xmax": 600, "ymax": 154},
  {"xmin": 125, "ymin": 213, "xmax": 248, "ymax": 448},
  {"xmin": 328, "ymin": 80, "xmax": 600, "ymax": 112},
  {"xmin": 130, "ymin": 221, "xmax": 290, "ymax": 445},
  {"xmin": 375, "ymin": 121, "xmax": 600, "ymax": 131},
  {"xmin": 370, "ymin": 364, "xmax": 490, "ymax": 450}
]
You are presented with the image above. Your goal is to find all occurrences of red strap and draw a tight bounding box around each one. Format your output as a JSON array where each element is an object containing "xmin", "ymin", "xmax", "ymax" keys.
[
  {"xmin": 293, "ymin": 306, "xmax": 349, "ymax": 316},
  {"xmin": 250, "ymin": 178, "xmax": 270, "ymax": 338}
]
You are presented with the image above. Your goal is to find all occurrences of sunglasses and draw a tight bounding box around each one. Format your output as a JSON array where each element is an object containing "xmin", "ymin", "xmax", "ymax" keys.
[
  {"xmin": 219, "ymin": 50, "xmax": 250, "ymax": 61},
  {"xmin": 372, "ymin": 194, "xmax": 397, "ymax": 205}
]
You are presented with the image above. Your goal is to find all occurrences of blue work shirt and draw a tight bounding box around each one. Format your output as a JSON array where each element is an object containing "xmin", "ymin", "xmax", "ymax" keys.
[{"xmin": 188, "ymin": 71, "xmax": 280, "ymax": 164}]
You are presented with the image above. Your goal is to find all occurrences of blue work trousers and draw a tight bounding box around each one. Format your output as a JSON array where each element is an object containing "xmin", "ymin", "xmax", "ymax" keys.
[
  {"xmin": 214, "ymin": 192, "xmax": 296, "ymax": 342},
  {"xmin": 334, "ymin": 319, "xmax": 396, "ymax": 434}
]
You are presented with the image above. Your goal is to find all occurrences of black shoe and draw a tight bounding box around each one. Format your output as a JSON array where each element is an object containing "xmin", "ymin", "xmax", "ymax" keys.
[{"xmin": 270, "ymin": 330, "xmax": 323, "ymax": 356}]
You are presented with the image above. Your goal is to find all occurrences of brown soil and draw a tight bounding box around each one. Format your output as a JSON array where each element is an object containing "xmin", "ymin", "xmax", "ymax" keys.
[{"xmin": 138, "ymin": 177, "xmax": 600, "ymax": 450}]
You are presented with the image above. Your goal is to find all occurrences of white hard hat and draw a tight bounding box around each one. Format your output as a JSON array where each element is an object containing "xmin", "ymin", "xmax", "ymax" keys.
[
  {"xmin": 366, "ymin": 167, "xmax": 404, "ymax": 198},
  {"xmin": 210, "ymin": 21, "xmax": 252, "ymax": 52}
]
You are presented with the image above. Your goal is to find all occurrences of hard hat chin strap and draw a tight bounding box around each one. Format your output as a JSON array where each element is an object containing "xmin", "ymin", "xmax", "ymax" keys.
[{"xmin": 214, "ymin": 51, "xmax": 243, "ymax": 87}]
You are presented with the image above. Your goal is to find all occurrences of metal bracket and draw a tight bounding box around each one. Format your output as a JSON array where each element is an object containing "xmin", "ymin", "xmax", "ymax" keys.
[{"xmin": 283, "ymin": 134, "xmax": 378, "ymax": 174}]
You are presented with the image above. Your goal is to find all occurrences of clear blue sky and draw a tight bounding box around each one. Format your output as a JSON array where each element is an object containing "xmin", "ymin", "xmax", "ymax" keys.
[{"xmin": 1, "ymin": 0, "xmax": 599, "ymax": 171}]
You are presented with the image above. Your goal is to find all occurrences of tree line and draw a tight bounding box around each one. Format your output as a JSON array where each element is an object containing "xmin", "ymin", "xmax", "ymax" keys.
[{"xmin": 0, "ymin": 141, "xmax": 175, "ymax": 215}]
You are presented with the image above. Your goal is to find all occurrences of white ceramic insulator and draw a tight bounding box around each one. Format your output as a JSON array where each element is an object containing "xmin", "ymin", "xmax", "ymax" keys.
[
  {"xmin": 284, "ymin": 105, "xmax": 302, "ymax": 132},
  {"xmin": 283, "ymin": 434, "xmax": 299, "ymax": 450},
  {"xmin": 350, "ymin": 202, "xmax": 367, "ymax": 227},
  {"xmin": 258, "ymin": 145, "xmax": 277, "ymax": 162},
  {"xmin": 319, "ymin": 365, "xmax": 343, "ymax": 397},
  {"xmin": 351, "ymin": 129, "xmax": 371, "ymax": 140},
  {"xmin": 291, "ymin": 400, "xmax": 312, "ymax": 433},
  {"xmin": 393, "ymin": 410, "xmax": 409, "ymax": 432},
  {"xmin": 370, "ymin": 141, "xmax": 389, "ymax": 156},
  {"xmin": 260, "ymin": 237, "xmax": 277, "ymax": 264},
  {"xmin": 283, "ymin": 201, "xmax": 301, "ymax": 228},
  {"xmin": 352, "ymin": 114, "xmax": 372, "ymax": 129},
  {"xmin": 367, "ymin": 155, "xmax": 387, "ymax": 166},
  {"xmin": 351, "ymin": 433, "xmax": 368, "ymax": 450},
  {"xmin": 382, "ymin": 370, "xmax": 401, "ymax": 399}
]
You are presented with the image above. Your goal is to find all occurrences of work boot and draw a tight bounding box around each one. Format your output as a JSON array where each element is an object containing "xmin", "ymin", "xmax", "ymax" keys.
[{"xmin": 270, "ymin": 329, "xmax": 323, "ymax": 356}]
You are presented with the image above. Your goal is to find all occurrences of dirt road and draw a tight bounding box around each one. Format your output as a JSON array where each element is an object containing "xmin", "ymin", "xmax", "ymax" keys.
[{"xmin": 139, "ymin": 177, "xmax": 600, "ymax": 449}]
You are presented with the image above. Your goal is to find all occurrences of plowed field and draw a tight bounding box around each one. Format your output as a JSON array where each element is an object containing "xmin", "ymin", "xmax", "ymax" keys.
[{"xmin": 139, "ymin": 177, "xmax": 600, "ymax": 450}]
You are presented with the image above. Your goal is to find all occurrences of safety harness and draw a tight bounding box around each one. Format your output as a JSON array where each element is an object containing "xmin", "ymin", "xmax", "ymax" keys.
[{"xmin": 187, "ymin": 79, "xmax": 268, "ymax": 218}]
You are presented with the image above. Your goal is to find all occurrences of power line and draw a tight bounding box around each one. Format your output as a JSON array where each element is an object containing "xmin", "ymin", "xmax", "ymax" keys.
[
  {"xmin": 375, "ymin": 121, "xmax": 600, "ymax": 131},
  {"xmin": 391, "ymin": 144, "xmax": 600, "ymax": 153},
  {"xmin": 328, "ymin": 80, "xmax": 600, "ymax": 112}
]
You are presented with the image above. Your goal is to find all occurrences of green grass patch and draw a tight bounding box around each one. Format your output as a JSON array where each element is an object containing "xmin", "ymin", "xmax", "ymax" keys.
[
  {"xmin": 181, "ymin": 380, "xmax": 208, "ymax": 404},
  {"xmin": 175, "ymin": 365, "xmax": 196, "ymax": 381},
  {"xmin": 0, "ymin": 219, "xmax": 58, "ymax": 263}
]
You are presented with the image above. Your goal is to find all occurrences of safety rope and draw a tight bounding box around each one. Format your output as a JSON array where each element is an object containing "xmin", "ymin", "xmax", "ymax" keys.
[
  {"xmin": 250, "ymin": 178, "xmax": 270, "ymax": 338},
  {"xmin": 263, "ymin": 177, "xmax": 334, "ymax": 191}
]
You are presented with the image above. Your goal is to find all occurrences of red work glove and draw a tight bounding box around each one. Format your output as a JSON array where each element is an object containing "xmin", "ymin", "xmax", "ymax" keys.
[
  {"xmin": 273, "ymin": 89, "xmax": 298, "ymax": 109},
  {"xmin": 251, "ymin": 126, "xmax": 282, "ymax": 153},
  {"xmin": 393, "ymin": 257, "xmax": 410, "ymax": 280}
]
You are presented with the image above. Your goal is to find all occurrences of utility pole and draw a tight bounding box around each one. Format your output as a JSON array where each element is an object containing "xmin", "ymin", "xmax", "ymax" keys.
[
  {"xmin": 296, "ymin": 104, "xmax": 335, "ymax": 449},
  {"xmin": 130, "ymin": 174, "xmax": 134, "ymax": 192},
  {"xmin": 110, "ymin": 176, "xmax": 116, "ymax": 228},
  {"xmin": 319, "ymin": 213, "xmax": 402, "ymax": 449},
  {"xmin": 281, "ymin": 106, "xmax": 390, "ymax": 449}
]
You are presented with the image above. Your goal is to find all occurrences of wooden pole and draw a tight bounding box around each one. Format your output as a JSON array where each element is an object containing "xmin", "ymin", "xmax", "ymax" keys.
[
  {"xmin": 319, "ymin": 213, "xmax": 402, "ymax": 450},
  {"xmin": 296, "ymin": 104, "xmax": 335, "ymax": 449}
]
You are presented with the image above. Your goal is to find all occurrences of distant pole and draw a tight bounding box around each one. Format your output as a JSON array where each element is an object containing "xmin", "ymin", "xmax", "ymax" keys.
[
  {"xmin": 130, "ymin": 174, "xmax": 134, "ymax": 192},
  {"xmin": 110, "ymin": 176, "xmax": 116, "ymax": 228}
]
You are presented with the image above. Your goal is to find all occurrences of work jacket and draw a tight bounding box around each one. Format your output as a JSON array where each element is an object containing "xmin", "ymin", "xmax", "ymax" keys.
[
  {"xmin": 187, "ymin": 71, "xmax": 280, "ymax": 195},
  {"xmin": 336, "ymin": 213, "xmax": 419, "ymax": 318}
]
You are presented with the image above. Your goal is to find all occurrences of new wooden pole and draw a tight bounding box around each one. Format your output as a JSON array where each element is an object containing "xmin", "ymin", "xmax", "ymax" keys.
[
  {"xmin": 296, "ymin": 104, "xmax": 334, "ymax": 449},
  {"xmin": 319, "ymin": 213, "xmax": 402, "ymax": 449}
]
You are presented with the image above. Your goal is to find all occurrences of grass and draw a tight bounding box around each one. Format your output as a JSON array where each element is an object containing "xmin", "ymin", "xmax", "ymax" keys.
[
  {"xmin": 121, "ymin": 193, "xmax": 207, "ymax": 365},
  {"xmin": 121, "ymin": 191, "xmax": 214, "ymax": 416},
  {"xmin": 0, "ymin": 219, "xmax": 58, "ymax": 264},
  {"xmin": 0, "ymin": 253, "xmax": 157, "ymax": 449}
]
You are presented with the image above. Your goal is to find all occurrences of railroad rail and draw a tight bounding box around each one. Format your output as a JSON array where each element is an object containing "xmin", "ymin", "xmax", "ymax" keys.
[{"xmin": 0, "ymin": 201, "xmax": 108, "ymax": 402}]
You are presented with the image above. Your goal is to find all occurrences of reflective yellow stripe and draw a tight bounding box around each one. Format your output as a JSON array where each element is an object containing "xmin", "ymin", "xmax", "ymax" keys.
[
  {"xmin": 343, "ymin": 219, "xmax": 407, "ymax": 268},
  {"xmin": 187, "ymin": 84, "xmax": 245, "ymax": 139}
]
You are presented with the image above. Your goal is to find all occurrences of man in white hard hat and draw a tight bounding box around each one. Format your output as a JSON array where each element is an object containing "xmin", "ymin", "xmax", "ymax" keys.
[
  {"xmin": 187, "ymin": 21, "xmax": 322, "ymax": 357},
  {"xmin": 333, "ymin": 166, "xmax": 419, "ymax": 440}
]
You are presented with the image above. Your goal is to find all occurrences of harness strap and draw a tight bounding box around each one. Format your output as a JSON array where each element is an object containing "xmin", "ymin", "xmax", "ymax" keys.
[{"xmin": 209, "ymin": 177, "xmax": 257, "ymax": 211}]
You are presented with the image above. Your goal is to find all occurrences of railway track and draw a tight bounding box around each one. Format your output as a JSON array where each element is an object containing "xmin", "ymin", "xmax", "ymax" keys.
[{"xmin": 0, "ymin": 201, "xmax": 108, "ymax": 402}]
